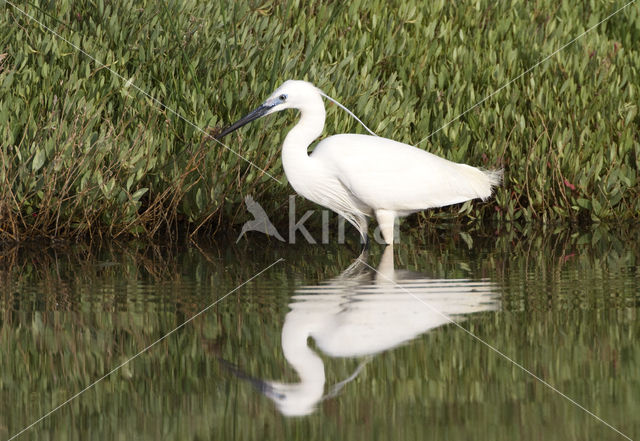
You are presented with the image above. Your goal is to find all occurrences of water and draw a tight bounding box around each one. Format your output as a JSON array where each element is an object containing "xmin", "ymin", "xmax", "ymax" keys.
[{"xmin": 1, "ymin": 227, "xmax": 638, "ymax": 440}]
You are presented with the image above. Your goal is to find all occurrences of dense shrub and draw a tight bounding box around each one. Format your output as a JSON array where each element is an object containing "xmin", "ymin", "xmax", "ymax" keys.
[{"xmin": 1, "ymin": 0, "xmax": 639, "ymax": 240}]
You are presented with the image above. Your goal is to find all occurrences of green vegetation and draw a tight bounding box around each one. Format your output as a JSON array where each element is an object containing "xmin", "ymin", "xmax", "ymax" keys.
[{"xmin": 1, "ymin": 0, "xmax": 639, "ymax": 241}]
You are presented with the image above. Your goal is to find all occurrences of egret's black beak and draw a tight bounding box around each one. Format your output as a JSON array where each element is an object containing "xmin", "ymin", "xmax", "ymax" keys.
[
  {"xmin": 215, "ymin": 103, "xmax": 273, "ymax": 139},
  {"xmin": 217, "ymin": 357, "xmax": 285, "ymax": 399}
]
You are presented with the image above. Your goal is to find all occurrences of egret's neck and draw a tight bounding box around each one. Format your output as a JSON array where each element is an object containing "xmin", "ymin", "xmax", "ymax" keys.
[
  {"xmin": 281, "ymin": 97, "xmax": 326, "ymax": 189},
  {"xmin": 265, "ymin": 310, "xmax": 326, "ymax": 416},
  {"xmin": 280, "ymin": 312, "xmax": 325, "ymax": 385}
]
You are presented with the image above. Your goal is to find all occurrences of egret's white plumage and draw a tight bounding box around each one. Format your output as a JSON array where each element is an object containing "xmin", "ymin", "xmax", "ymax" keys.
[
  {"xmin": 217, "ymin": 80, "xmax": 502, "ymax": 245},
  {"xmin": 227, "ymin": 248, "xmax": 500, "ymax": 416}
]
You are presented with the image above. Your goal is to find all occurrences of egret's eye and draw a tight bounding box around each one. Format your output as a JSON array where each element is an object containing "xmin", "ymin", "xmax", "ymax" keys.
[{"xmin": 279, "ymin": 94, "xmax": 287, "ymax": 101}]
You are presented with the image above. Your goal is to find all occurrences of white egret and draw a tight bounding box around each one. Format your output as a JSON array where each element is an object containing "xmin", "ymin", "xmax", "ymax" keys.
[
  {"xmin": 217, "ymin": 80, "xmax": 502, "ymax": 245},
  {"xmin": 222, "ymin": 248, "xmax": 500, "ymax": 416}
]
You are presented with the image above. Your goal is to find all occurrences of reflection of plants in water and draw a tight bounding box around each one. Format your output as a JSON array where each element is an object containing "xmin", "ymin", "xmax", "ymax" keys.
[
  {"xmin": 0, "ymin": 227, "xmax": 638, "ymax": 439},
  {"xmin": 0, "ymin": 242, "xmax": 284, "ymax": 439},
  {"xmin": 487, "ymin": 225, "xmax": 640, "ymax": 312}
]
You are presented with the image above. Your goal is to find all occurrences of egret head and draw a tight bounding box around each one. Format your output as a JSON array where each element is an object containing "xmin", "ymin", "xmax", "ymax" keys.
[{"xmin": 215, "ymin": 80, "xmax": 322, "ymax": 139}]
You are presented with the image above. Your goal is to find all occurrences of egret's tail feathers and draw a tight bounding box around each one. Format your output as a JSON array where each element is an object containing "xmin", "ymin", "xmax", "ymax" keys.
[
  {"xmin": 456, "ymin": 165, "xmax": 503, "ymax": 202},
  {"xmin": 478, "ymin": 168, "xmax": 503, "ymax": 200},
  {"xmin": 485, "ymin": 168, "xmax": 503, "ymax": 188}
]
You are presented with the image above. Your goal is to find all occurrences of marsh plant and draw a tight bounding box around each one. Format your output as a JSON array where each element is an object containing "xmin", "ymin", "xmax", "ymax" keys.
[{"xmin": 1, "ymin": 1, "xmax": 638, "ymax": 240}]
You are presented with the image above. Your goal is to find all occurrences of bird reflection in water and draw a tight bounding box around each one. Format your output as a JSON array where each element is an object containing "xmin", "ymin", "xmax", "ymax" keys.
[{"xmin": 225, "ymin": 247, "xmax": 500, "ymax": 417}]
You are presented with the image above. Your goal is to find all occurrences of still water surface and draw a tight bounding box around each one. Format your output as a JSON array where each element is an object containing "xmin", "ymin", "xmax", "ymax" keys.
[{"xmin": 1, "ymin": 227, "xmax": 638, "ymax": 440}]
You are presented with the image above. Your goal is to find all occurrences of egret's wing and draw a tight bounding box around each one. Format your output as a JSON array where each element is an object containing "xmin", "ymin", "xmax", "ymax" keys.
[{"xmin": 312, "ymin": 134, "xmax": 492, "ymax": 212}]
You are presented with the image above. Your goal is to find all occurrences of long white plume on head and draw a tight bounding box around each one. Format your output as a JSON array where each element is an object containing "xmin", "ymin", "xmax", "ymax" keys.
[{"xmin": 319, "ymin": 91, "xmax": 378, "ymax": 137}]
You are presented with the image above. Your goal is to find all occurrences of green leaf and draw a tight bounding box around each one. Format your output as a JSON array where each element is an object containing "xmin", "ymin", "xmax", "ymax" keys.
[
  {"xmin": 132, "ymin": 188, "xmax": 149, "ymax": 201},
  {"xmin": 32, "ymin": 149, "xmax": 46, "ymax": 172}
]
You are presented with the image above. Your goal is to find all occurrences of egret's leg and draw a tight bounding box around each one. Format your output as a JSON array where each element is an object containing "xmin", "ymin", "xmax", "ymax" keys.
[{"xmin": 374, "ymin": 209, "xmax": 396, "ymax": 245}]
